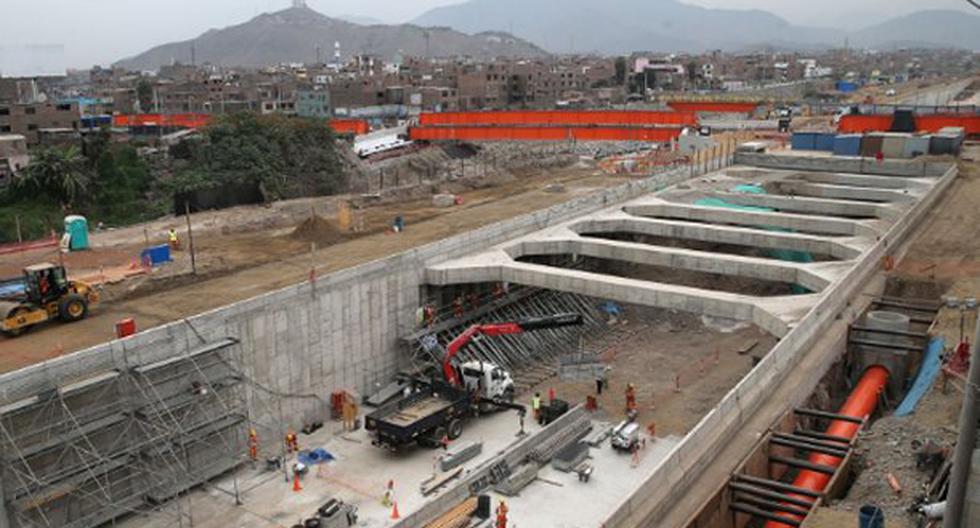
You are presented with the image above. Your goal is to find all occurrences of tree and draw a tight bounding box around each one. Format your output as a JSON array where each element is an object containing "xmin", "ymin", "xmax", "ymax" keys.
[
  {"xmin": 136, "ymin": 79, "xmax": 154, "ymax": 113},
  {"xmin": 91, "ymin": 146, "xmax": 153, "ymax": 224},
  {"xmin": 14, "ymin": 146, "xmax": 90, "ymax": 207},
  {"xmin": 614, "ymin": 57, "xmax": 628, "ymax": 86},
  {"xmin": 687, "ymin": 61, "xmax": 699, "ymax": 85},
  {"xmin": 175, "ymin": 112, "xmax": 346, "ymax": 200}
]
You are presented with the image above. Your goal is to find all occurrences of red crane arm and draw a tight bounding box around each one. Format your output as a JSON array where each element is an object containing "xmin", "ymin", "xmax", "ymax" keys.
[{"xmin": 441, "ymin": 313, "xmax": 583, "ymax": 385}]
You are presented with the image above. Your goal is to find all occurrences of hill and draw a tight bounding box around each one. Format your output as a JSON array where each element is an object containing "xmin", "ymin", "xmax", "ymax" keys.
[
  {"xmin": 115, "ymin": 6, "xmax": 545, "ymax": 70},
  {"xmin": 850, "ymin": 10, "xmax": 980, "ymax": 50},
  {"xmin": 412, "ymin": 1, "xmax": 979, "ymax": 54}
]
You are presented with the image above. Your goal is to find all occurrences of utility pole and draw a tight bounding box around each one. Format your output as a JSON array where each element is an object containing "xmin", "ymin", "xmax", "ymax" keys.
[
  {"xmin": 946, "ymin": 311, "xmax": 980, "ymax": 528},
  {"xmin": 14, "ymin": 214, "xmax": 22, "ymax": 243},
  {"xmin": 184, "ymin": 201, "xmax": 197, "ymax": 275}
]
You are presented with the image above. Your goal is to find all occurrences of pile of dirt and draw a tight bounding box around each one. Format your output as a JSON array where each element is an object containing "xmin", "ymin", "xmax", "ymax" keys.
[
  {"xmin": 828, "ymin": 413, "xmax": 956, "ymax": 527},
  {"xmin": 289, "ymin": 215, "xmax": 348, "ymax": 247}
]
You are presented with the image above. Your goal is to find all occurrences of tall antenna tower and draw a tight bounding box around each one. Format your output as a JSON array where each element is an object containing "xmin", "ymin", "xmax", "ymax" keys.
[{"xmin": 292, "ymin": 0, "xmax": 307, "ymax": 8}]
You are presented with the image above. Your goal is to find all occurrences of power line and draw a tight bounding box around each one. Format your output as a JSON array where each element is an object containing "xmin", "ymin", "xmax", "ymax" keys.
[{"xmin": 967, "ymin": 0, "xmax": 980, "ymax": 10}]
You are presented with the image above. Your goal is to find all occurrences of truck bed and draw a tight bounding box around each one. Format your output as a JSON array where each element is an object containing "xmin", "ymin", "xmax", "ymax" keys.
[
  {"xmin": 365, "ymin": 380, "xmax": 472, "ymax": 448},
  {"xmin": 385, "ymin": 396, "xmax": 454, "ymax": 426}
]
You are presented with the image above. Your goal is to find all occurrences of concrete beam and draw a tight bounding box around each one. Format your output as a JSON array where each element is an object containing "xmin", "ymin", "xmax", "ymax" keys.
[
  {"xmin": 504, "ymin": 237, "xmax": 834, "ymax": 293},
  {"xmin": 569, "ymin": 215, "xmax": 863, "ymax": 260},
  {"xmin": 708, "ymin": 192, "xmax": 901, "ymax": 220},
  {"xmin": 776, "ymin": 181, "xmax": 918, "ymax": 204},
  {"xmin": 500, "ymin": 261, "xmax": 797, "ymax": 337},
  {"xmin": 735, "ymin": 152, "xmax": 953, "ymax": 178},
  {"xmin": 792, "ymin": 171, "xmax": 931, "ymax": 190},
  {"xmin": 624, "ymin": 202, "xmax": 878, "ymax": 237}
]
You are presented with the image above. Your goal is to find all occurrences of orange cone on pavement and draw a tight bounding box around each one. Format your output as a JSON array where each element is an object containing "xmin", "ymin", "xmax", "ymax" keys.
[
  {"xmin": 391, "ymin": 502, "xmax": 400, "ymax": 519},
  {"xmin": 293, "ymin": 474, "xmax": 302, "ymax": 492}
]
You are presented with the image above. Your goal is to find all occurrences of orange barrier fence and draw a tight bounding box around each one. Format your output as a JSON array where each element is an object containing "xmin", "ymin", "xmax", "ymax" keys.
[
  {"xmin": 112, "ymin": 114, "xmax": 369, "ymax": 135},
  {"xmin": 113, "ymin": 113, "xmax": 213, "ymax": 129},
  {"xmin": 419, "ymin": 110, "xmax": 697, "ymax": 127},
  {"xmin": 330, "ymin": 119, "xmax": 370, "ymax": 135},
  {"xmin": 917, "ymin": 114, "xmax": 980, "ymax": 135},
  {"xmin": 667, "ymin": 101, "xmax": 759, "ymax": 114},
  {"xmin": 836, "ymin": 115, "xmax": 893, "ymax": 134},
  {"xmin": 838, "ymin": 114, "xmax": 980, "ymax": 135},
  {"xmin": 409, "ymin": 125, "xmax": 684, "ymax": 142}
]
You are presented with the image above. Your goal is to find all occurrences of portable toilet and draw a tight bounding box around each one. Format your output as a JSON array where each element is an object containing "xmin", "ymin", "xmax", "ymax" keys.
[{"xmin": 64, "ymin": 215, "xmax": 90, "ymax": 251}]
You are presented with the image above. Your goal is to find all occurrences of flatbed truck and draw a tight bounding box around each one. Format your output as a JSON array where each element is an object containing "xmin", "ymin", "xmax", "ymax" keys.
[{"xmin": 365, "ymin": 313, "xmax": 583, "ymax": 450}]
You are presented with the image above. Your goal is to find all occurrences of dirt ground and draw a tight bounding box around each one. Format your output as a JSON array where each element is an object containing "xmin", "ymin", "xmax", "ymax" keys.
[
  {"xmin": 813, "ymin": 143, "xmax": 980, "ymax": 525},
  {"xmin": 0, "ymin": 163, "xmax": 636, "ymax": 372},
  {"xmin": 527, "ymin": 306, "xmax": 777, "ymax": 437}
]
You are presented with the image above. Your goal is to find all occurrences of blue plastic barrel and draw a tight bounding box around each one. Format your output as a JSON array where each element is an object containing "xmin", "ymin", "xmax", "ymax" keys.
[{"xmin": 859, "ymin": 504, "xmax": 884, "ymax": 528}]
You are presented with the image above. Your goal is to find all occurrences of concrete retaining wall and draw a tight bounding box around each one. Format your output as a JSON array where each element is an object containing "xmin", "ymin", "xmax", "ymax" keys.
[
  {"xmin": 736, "ymin": 152, "xmax": 950, "ymax": 177},
  {"xmin": 0, "ymin": 167, "xmax": 695, "ymax": 429},
  {"xmin": 601, "ymin": 162, "xmax": 958, "ymax": 526}
]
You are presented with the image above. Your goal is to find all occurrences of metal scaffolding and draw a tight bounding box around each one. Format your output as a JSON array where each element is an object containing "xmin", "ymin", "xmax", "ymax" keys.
[
  {"xmin": 0, "ymin": 337, "xmax": 293, "ymax": 528},
  {"xmin": 404, "ymin": 284, "xmax": 609, "ymax": 391}
]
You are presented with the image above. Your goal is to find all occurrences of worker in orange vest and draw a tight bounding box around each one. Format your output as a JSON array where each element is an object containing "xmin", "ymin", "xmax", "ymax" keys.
[
  {"xmin": 248, "ymin": 429, "xmax": 259, "ymax": 461},
  {"xmin": 285, "ymin": 430, "xmax": 299, "ymax": 454},
  {"xmin": 496, "ymin": 500, "xmax": 509, "ymax": 528},
  {"xmin": 625, "ymin": 383, "xmax": 637, "ymax": 416}
]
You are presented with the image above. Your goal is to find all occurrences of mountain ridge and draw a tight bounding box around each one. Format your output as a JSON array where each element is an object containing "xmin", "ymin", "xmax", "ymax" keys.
[
  {"xmin": 115, "ymin": 6, "xmax": 546, "ymax": 71},
  {"xmin": 412, "ymin": 1, "xmax": 980, "ymax": 54}
]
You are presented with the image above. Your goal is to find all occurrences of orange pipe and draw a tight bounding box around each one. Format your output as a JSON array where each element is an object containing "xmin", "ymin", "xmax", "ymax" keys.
[{"xmin": 763, "ymin": 365, "xmax": 889, "ymax": 528}]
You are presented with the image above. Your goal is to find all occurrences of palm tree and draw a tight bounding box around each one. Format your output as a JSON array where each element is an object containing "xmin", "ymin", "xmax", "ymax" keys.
[{"xmin": 15, "ymin": 146, "xmax": 90, "ymax": 207}]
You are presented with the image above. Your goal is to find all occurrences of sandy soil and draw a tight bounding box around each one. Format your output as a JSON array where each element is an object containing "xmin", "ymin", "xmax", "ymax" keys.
[
  {"xmin": 0, "ymin": 165, "xmax": 635, "ymax": 372},
  {"xmin": 525, "ymin": 306, "xmax": 777, "ymax": 437}
]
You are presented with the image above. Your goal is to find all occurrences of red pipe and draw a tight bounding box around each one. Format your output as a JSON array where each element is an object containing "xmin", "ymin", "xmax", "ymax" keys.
[{"xmin": 763, "ymin": 365, "xmax": 890, "ymax": 528}]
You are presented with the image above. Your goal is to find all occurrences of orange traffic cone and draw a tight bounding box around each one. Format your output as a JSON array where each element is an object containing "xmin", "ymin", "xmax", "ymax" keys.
[
  {"xmin": 293, "ymin": 474, "xmax": 302, "ymax": 492},
  {"xmin": 391, "ymin": 502, "xmax": 400, "ymax": 519}
]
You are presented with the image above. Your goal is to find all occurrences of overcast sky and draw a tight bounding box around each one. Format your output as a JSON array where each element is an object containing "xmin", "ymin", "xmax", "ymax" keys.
[{"xmin": 0, "ymin": 0, "xmax": 975, "ymax": 74}]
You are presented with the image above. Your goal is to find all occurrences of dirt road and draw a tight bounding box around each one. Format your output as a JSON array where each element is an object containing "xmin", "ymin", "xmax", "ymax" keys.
[{"xmin": 0, "ymin": 167, "xmax": 634, "ymax": 372}]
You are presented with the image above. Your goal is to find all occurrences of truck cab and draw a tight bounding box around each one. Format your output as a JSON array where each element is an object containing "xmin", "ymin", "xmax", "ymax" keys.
[
  {"xmin": 458, "ymin": 360, "xmax": 515, "ymax": 401},
  {"xmin": 611, "ymin": 421, "xmax": 640, "ymax": 452}
]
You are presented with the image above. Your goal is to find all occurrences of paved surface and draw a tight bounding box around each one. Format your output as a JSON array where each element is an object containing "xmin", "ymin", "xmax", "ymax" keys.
[{"xmin": 117, "ymin": 407, "xmax": 678, "ymax": 528}]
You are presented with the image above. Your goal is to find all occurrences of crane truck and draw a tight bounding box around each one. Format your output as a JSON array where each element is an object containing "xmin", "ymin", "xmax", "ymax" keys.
[{"xmin": 365, "ymin": 313, "xmax": 583, "ymax": 450}]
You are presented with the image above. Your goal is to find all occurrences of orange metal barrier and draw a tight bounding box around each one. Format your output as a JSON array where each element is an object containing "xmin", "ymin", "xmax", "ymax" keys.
[
  {"xmin": 916, "ymin": 115, "xmax": 980, "ymax": 135},
  {"xmin": 409, "ymin": 125, "xmax": 683, "ymax": 142},
  {"xmin": 419, "ymin": 110, "xmax": 697, "ymax": 127},
  {"xmin": 330, "ymin": 119, "xmax": 370, "ymax": 135},
  {"xmin": 667, "ymin": 101, "xmax": 759, "ymax": 114},
  {"xmin": 113, "ymin": 113, "xmax": 213, "ymax": 129},
  {"xmin": 837, "ymin": 115, "xmax": 895, "ymax": 134},
  {"xmin": 839, "ymin": 113, "xmax": 980, "ymax": 135}
]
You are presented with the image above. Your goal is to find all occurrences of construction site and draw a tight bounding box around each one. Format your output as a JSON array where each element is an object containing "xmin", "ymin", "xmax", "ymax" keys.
[{"xmin": 1, "ymin": 78, "xmax": 980, "ymax": 528}]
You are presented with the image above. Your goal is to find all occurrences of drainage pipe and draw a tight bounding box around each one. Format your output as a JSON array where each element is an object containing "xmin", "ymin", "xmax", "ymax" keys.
[{"xmin": 763, "ymin": 365, "xmax": 890, "ymax": 528}]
